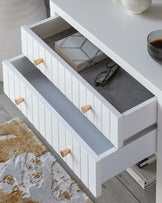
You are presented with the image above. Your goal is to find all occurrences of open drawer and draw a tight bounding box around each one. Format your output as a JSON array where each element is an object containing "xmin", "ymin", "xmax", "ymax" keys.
[
  {"xmin": 21, "ymin": 16, "xmax": 157, "ymax": 148},
  {"xmin": 3, "ymin": 55, "xmax": 157, "ymax": 197}
]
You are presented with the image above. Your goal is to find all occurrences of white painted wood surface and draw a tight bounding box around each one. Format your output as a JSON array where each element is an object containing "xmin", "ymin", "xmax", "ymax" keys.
[
  {"xmin": 59, "ymin": 63, "xmax": 65, "ymax": 94},
  {"xmin": 45, "ymin": 108, "xmax": 52, "ymax": 144},
  {"xmin": 121, "ymin": 97, "xmax": 157, "ymax": 141},
  {"xmin": 21, "ymin": 17, "xmax": 157, "ymax": 148},
  {"xmin": 65, "ymin": 130, "xmax": 73, "ymax": 170},
  {"xmin": 39, "ymin": 44, "xmax": 46, "ymax": 75},
  {"xmin": 2, "ymin": 55, "xmax": 157, "ymax": 198},
  {"xmin": 100, "ymin": 129, "xmax": 157, "ymax": 183},
  {"xmin": 14, "ymin": 75, "xmax": 21, "ymax": 111},
  {"xmin": 81, "ymin": 147, "xmax": 88, "ymax": 187},
  {"xmin": 32, "ymin": 94, "xmax": 39, "ymax": 130},
  {"xmin": 26, "ymin": 88, "xmax": 33, "ymax": 123},
  {"xmin": 20, "ymin": 81, "xmax": 26, "ymax": 116},
  {"xmin": 2, "ymin": 63, "xmax": 9, "ymax": 96},
  {"xmin": 8, "ymin": 69, "xmax": 15, "ymax": 102},
  {"xmin": 52, "ymin": 115, "xmax": 59, "ymax": 153},
  {"xmin": 39, "ymin": 101, "xmax": 45, "ymax": 137}
]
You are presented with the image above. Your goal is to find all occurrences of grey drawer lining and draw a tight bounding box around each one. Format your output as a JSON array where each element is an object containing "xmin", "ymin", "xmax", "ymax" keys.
[{"xmin": 12, "ymin": 56, "xmax": 114, "ymax": 155}]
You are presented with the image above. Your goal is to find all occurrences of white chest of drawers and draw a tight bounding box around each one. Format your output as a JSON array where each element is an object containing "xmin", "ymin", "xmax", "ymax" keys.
[
  {"xmin": 21, "ymin": 16, "xmax": 156, "ymax": 149},
  {"xmin": 2, "ymin": 55, "xmax": 156, "ymax": 197},
  {"xmin": 2, "ymin": 1, "xmax": 159, "ymax": 198}
]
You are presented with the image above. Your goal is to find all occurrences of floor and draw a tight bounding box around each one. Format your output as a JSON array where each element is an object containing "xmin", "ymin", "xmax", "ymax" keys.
[{"xmin": 0, "ymin": 81, "xmax": 156, "ymax": 203}]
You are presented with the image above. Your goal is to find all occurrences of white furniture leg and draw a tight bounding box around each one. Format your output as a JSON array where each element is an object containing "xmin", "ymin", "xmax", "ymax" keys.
[{"xmin": 156, "ymin": 96, "xmax": 162, "ymax": 203}]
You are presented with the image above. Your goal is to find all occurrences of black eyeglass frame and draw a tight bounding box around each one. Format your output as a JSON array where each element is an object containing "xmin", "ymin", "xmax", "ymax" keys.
[{"xmin": 94, "ymin": 61, "xmax": 119, "ymax": 87}]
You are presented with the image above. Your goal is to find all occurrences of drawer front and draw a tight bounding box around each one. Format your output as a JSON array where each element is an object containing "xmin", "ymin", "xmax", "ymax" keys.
[
  {"xmin": 3, "ymin": 55, "xmax": 157, "ymax": 197},
  {"xmin": 21, "ymin": 17, "xmax": 157, "ymax": 149}
]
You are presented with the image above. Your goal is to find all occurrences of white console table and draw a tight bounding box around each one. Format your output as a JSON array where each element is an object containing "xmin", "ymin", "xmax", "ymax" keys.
[{"xmin": 50, "ymin": 0, "xmax": 162, "ymax": 202}]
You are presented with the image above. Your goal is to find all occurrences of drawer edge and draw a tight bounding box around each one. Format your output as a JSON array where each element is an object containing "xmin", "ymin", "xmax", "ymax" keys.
[
  {"xmin": 121, "ymin": 97, "xmax": 157, "ymax": 142},
  {"xmin": 100, "ymin": 129, "xmax": 156, "ymax": 183}
]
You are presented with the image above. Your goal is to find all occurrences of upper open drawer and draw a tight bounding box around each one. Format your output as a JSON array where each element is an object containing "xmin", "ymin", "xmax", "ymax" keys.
[{"xmin": 21, "ymin": 16, "xmax": 157, "ymax": 148}]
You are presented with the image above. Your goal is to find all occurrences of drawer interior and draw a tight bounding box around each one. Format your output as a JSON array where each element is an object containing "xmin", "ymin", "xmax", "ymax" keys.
[
  {"xmin": 12, "ymin": 56, "xmax": 114, "ymax": 155},
  {"xmin": 31, "ymin": 17, "xmax": 154, "ymax": 113},
  {"xmin": 79, "ymin": 59, "xmax": 153, "ymax": 113}
]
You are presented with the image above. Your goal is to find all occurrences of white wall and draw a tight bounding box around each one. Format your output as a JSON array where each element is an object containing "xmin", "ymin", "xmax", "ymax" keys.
[{"xmin": 0, "ymin": 0, "xmax": 47, "ymax": 81}]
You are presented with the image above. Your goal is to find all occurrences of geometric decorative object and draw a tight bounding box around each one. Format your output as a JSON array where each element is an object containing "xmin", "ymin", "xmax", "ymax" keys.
[{"xmin": 54, "ymin": 32, "xmax": 107, "ymax": 72}]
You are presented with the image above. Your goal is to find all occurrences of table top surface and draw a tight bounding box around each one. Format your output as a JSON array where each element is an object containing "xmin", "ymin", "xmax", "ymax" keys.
[{"xmin": 51, "ymin": 0, "xmax": 162, "ymax": 96}]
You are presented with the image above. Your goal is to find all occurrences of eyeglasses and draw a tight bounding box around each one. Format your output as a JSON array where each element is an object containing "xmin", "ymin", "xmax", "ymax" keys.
[{"xmin": 94, "ymin": 61, "xmax": 119, "ymax": 87}]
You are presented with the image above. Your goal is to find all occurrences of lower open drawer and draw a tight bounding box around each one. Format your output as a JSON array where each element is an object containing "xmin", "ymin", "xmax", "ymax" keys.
[{"xmin": 2, "ymin": 55, "xmax": 157, "ymax": 197}]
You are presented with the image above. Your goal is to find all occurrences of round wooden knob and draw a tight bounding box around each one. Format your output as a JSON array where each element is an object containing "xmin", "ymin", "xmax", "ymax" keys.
[
  {"xmin": 81, "ymin": 104, "xmax": 92, "ymax": 113},
  {"xmin": 60, "ymin": 148, "xmax": 71, "ymax": 157},
  {"xmin": 34, "ymin": 58, "xmax": 44, "ymax": 66},
  {"xmin": 15, "ymin": 97, "xmax": 24, "ymax": 105}
]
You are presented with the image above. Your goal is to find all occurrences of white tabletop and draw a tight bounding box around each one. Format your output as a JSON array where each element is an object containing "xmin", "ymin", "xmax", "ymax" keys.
[{"xmin": 51, "ymin": 0, "xmax": 162, "ymax": 96}]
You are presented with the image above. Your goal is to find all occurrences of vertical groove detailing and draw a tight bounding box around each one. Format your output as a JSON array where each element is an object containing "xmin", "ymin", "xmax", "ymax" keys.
[
  {"xmin": 2, "ymin": 64, "xmax": 9, "ymax": 96},
  {"xmin": 23, "ymin": 28, "xmax": 113, "ymax": 144}
]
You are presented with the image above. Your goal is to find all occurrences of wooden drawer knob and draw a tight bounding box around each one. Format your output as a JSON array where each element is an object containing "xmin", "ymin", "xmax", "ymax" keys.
[
  {"xmin": 81, "ymin": 104, "xmax": 92, "ymax": 113},
  {"xmin": 60, "ymin": 148, "xmax": 71, "ymax": 157},
  {"xmin": 34, "ymin": 58, "xmax": 43, "ymax": 66},
  {"xmin": 15, "ymin": 97, "xmax": 24, "ymax": 105}
]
